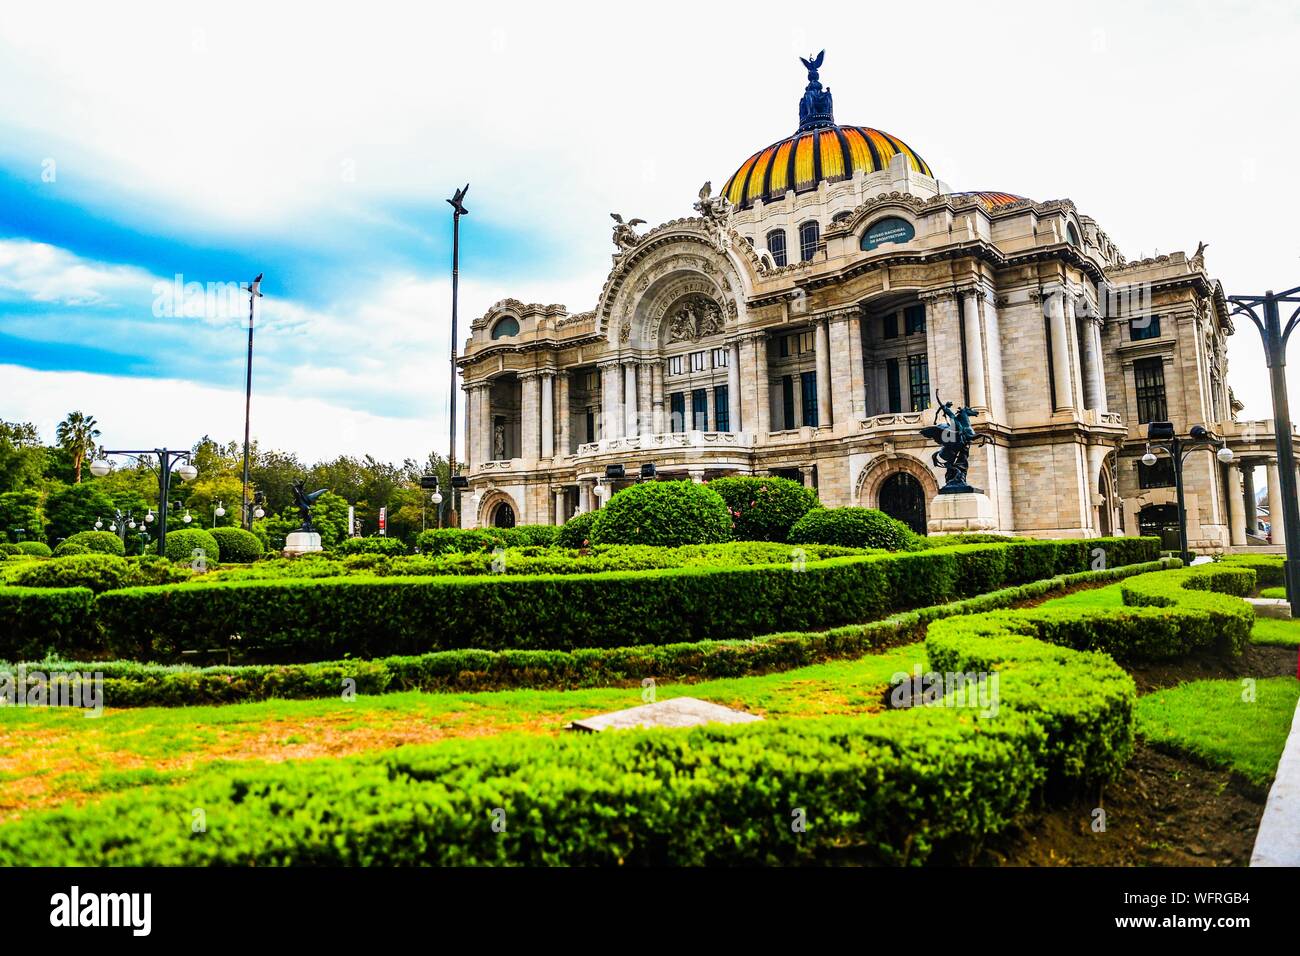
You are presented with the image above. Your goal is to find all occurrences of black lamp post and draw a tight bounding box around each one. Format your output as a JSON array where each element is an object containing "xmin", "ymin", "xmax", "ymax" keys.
[
  {"xmin": 446, "ymin": 184, "xmax": 469, "ymax": 528},
  {"xmin": 240, "ymin": 274, "xmax": 263, "ymax": 531},
  {"xmin": 89, "ymin": 449, "xmax": 196, "ymax": 556},
  {"xmin": 1227, "ymin": 287, "xmax": 1300, "ymax": 607},
  {"xmin": 1142, "ymin": 422, "xmax": 1234, "ymax": 565}
]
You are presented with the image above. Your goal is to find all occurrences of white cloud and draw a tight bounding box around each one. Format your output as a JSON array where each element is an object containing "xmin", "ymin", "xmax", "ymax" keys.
[{"xmin": 0, "ymin": 239, "xmax": 152, "ymax": 307}]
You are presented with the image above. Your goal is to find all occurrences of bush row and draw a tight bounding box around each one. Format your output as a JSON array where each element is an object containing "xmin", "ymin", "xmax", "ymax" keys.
[
  {"xmin": 0, "ymin": 557, "xmax": 1240, "ymax": 866},
  {"xmin": 0, "ymin": 536, "xmax": 1160, "ymax": 664},
  {"xmin": 1219, "ymin": 553, "xmax": 1285, "ymax": 589},
  {"xmin": 8, "ymin": 559, "xmax": 1177, "ymax": 707}
]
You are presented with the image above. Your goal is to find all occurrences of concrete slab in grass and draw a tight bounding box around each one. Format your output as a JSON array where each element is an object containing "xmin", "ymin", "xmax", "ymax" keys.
[
  {"xmin": 568, "ymin": 697, "xmax": 763, "ymax": 733},
  {"xmin": 1247, "ymin": 597, "xmax": 1292, "ymax": 620},
  {"xmin": 1252, "ymin": 695, "xmax": 1300, "ymax": 866}
]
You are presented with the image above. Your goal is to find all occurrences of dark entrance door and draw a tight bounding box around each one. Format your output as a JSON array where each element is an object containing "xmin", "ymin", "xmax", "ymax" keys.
[
  {"xmin": 492, "ymin": 503, "xmax": 516, "ymax": 528},
  {"xmin": 1138, "ymin": 504, "xmax": 1179, "ymax": 551},
  {"xmin": 879, "ymin": 472, "xmax": 926, "ymax": 535}
]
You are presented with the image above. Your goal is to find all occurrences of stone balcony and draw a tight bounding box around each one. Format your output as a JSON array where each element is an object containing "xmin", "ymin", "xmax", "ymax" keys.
[{"xmin": 574, "ymin": 430, "xmax": 754, "ymax": 460}]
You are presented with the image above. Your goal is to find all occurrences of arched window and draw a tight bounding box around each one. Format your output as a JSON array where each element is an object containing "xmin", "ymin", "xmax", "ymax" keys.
[
  {"xmin": 490, "ymin": 316, "xmax": 520, "ymax": 339},
  {"xmin": 1066, "ymin": 222, "xmax": 1081, "ymax": 246},
  {"xmin": 799, "ymin": 221, "xmax": 820, "ymax": 262},
  {"xmin": 766, "ymin": 229, "xmax": 787, "ymax": 267}
]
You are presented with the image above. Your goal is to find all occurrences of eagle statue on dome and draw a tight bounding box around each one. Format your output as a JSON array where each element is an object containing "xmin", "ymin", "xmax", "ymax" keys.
[
  {"xmin": 694, "ymin": 181, "xmax": 731, "ymax": 223},
  {"xmin": 610, "ymin": 213, "xmax": 646, "ymax": 254},
  {"xmin": 798, "ymin": 50, "xmax": 834, "ymax": 130}
]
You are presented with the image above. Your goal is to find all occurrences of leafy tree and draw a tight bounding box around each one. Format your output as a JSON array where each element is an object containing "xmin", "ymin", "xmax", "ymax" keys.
[
  {"xmin": 0, "ymin": 490, "xmax": 45, "ymax": 542},
  {"xmin": 0, "ymin": 421, "xmax": 47, "ymax": 493},
  {"xmin": 55, "ymin": 411, "xmax": 101, "ymax": 483},
  {"xmin": 249, "ymin": 448, "xmax": 303, "ymax": 517},
  {"xmin": 183, "ymin": 474, "xmax": 247, "ymax": 528},
  {"xmin": 43, "ymin": 481, "xmax": 116, "ymax": 544}
]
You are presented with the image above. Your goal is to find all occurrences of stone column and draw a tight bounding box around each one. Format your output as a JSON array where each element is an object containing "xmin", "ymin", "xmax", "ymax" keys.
[
  {"xmin": 637, "ymin": 361, "xmax": 653, "ymax": 436},
  {"xmin": 704, "ymin": 384, "xmax": 716, "ymax": 432},
  {"xmin": 479, "ymin": 382, "xmax": 494, "ymax": 464},
  {"xmin": 740, "ymin": 332, "xmax": 770, "ymax": 437},
  {"xmin": 826, "ymin": 310, "xmax": 856, "ymax": 428},
  {"xmin": 1242, "ymin": 463, "xmax": 1258, "ymax": 535},
  {"xmin": 600, "ymin": 362, "xmax": 621, "ymax": 440},
  {"xmin": 463, "ymin": 383, "xmax": 475, "ymax": 471},
  {"xmin": 1063, "ymin": 293, "xmax": 1086, "ymax": 410},
  {"xmin": 688, "ymin": 468, "xmax": 706, "ymax": 483},
  {"xmin": 553, "ymin": 488, "xmax": 566, "ymax": 526},
  {"xmin": 652, "ymin": 362, "xmax": 665, "ymax": 434},
  {"xmin": 556, "ymin": 370, "xmax": 571, "ymax": 457},
  {"xmin": 814, "ymin": 317, "xmax": 832, "ymax": 427},
  {"xmin": 847, "ymin": 310, "xmax": 867, "ymax": 421},
  {"xmin": 521, "ymin": 372, "xmax": 541, "ymax": 461},
  {"xmin": 623, "ymin": 362, "xmax": 638, "ymax": 438},
  {"xmin": 1089, "ymin": 320, "xmax": 1108, "ymax": 413},
  {"xmin": 726, "ymin": 342, "xmax": 742, "ymax": 432},
  {"xmin": 578, "ymin": 480, "xmax": 593, "ymax": 514},
  {"xmin": 962, "ymin": 290, "xmax": 987, "ymax": 411},
  {"xmin": 922, "ymin": 291, "xmax": 962, "ymax": 406},
  {"xmin": 1268, "ymin": 459, "xmax": 1286, "ymax": 546},
  {"xmin": 1227, "ymin": 463, "xmax": 1246, "ymax": 546},
  {"xmin": 540, "ymin": 372, "xmax": 555, "ymax": 459},
  {"xmin": 982, "ymin": 292, "xmax": 1008, "ymax": 423},
  {"xmin": 1045, "ymin": 288, "xmax": 1075, "ymax": 412}
]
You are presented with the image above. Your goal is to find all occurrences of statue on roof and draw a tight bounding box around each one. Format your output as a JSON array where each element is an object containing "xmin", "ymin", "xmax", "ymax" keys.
[
  {"xmin": 798, "ymin": 50, "xmax": 835, "ymax": 131},
  {"xmin": 693, "ymin": 181, "xmax": 731, "ymax": 223},
  {"xmin": 610, "ymin": 213, "xmax": 646, "ymax": 254}
]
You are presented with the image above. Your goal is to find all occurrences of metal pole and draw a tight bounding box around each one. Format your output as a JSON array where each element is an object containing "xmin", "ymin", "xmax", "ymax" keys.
[
  {"xmin": 241, "ymin": 280, "xmax": 258, "ymax": 530},
  {"xmin": 1172, "ymin": 438, "xmax": 1191, "ymax": 564},
  {"xmin": 1262, "ymin": 293, "xmax": 1300, "ymax": 604},
  {"xmin": 157, "ymin": 451, "xmax": 170, "ymax": 557},
  {"xmin": 446, "ymin": 185, "xmax": 468, "ymax": 529}
]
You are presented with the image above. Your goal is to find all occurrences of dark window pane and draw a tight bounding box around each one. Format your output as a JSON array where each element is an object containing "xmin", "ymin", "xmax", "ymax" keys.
[
  {"xmin": 799, "ymin": 221, "xmax": 820, "ymax": 262},
  {"xmin": 883, "ymin": 314, "xmax": 898, "ymax": 339},
  {"xmin": 782, "ymin": 375, "xmax": 795, "ymax": 429},
  {"xmin": 1130, "ymin": 315, "xmax": 1161, "ymax": 341},
  {"xmin": 691, "ymin": 389, "xmax": 708, "ymax": 431},
  {"xmin": 1138, "ymin": 456, "xmax": 1175, "ymax": 489},
  {"xmin": 767, "ymin": 230, "xmax": 787, "ymax": 267},
  {"xmin": 908, "ymin": 353, "xmax": 930, "ymax": 412},
  {"xmin": 904, "ymin": 304, "xmax": 926, "ymax": 335},
  {"xmin": 1134, "ymin": 357, "xmax": 1167, "ymax": 424},
  {"xmin": 886, "ymin": 358, "xmax": 901, "ymax": 413},
  {"xmin": 669, "ymin": 392, "xmax": 685, "ymax": 433},
  {"xmin": 714, "ymin": 385, "xmax": 730, "ymax": 432},
  {"xmin": 801, "ymin": 371, "xmax": 818, "ymax": 427}
]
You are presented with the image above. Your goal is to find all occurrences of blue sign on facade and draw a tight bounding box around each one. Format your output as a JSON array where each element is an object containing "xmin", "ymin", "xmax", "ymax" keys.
[{"xmin": 861, "ymin": 216, "xmax": 916, "ymax": 250}]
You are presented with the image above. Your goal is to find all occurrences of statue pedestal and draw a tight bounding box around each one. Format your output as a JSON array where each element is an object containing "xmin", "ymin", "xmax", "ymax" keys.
[
  {"xmin": 283, "ymin": 531, "xmax": 323, "ymax": 556},
  {"xmin": 928, "ymin": 492, "xmax": 998, "ymax": 534}
]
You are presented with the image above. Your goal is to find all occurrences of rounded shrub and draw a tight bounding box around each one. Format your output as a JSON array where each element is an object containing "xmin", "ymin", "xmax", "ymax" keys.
[
  {"xmin": 788, "ymin": 507, "xmax": 916, "ymax": 551},
  {"xmin": 496, "ymin": 525, "xmax": 559, "ymax": 548},
  {"xmin": 14, "ymin": 552, "xmax": 131, "ymax": 593},
  {"xmin": 335, "ymin": 536, "xmax": 409, "ymax": 557},
  {"xmin": 0, "ymin": 543, "xmax": 20, "ymax": 556},
  {"xmin": 590, "ymin": 481, "xmax": 731, "ymax": 547},
  {"xmin": 162, "ymin": 527, "xmax": 221, "ymax": 564},
  {"xmin": 16, "ymin": 541, "xmax": 53, "ymax": 557},
  {"xmin": 52, "ymin": 541, "xmax": 90, "ymax": 557},
  {"xmin": 415, "ymin": 528, "xmax": 506, "ymax": 555},
  {"xmin": 555, "ymin": 511, "xmax": 598, "ymax": 549},
  {"xmin": 707, "ymin": 476, "xmax": 820, "ymax": 542},
  {"xmin": 63, "ymin": 530, "xmax": 126, "ymax": 557},
  {"xmin": 209, "ymin": 527, "xmax": 266, "ymax": 563}
]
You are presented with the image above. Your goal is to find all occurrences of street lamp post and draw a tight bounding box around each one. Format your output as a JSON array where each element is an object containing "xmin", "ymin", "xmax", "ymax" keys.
[
  {"xmin": 89, "ymin": 449, "xmax": 197, "ymax": 556},
  {"xmin": 240, "ymin": 274, "xmax": 263, "ymax": 531},
  {"xmin": 1227, "ymin": 287, "xmax": 1300, "ymax": 607},
  {"xmin": 446, "ymin": 184, "xmax": 469, "ymax": 528},
  {"xmin": 1142, "ymin": 422, "xmax": 1233, "ymax": 565}
]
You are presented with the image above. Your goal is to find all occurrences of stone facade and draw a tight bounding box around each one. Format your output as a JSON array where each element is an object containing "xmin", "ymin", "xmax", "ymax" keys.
[{"xmin": 454, "ymin": 60, "xmax": 1298, "ymax": 550}]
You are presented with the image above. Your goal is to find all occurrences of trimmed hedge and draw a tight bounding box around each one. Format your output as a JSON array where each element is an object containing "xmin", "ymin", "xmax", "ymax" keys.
[
  {"xmin": 591, "ymin": 481, "xmax": 731, "ymax": 547},
  {"xmin": 51, "ymin": 541, "xmax": 90, "ymax": 557},
  {"xmin": 788, "ymin": 507, "xmax": 915, "ymax": 551},
  {"xmin": 0, "ymin": 586, "xmax": 95, "ymax": 661},
  {"xmin": 78, "ymin": 537, "xmax": 1157, "ymax": 663},
  {"xmin": 16, "ymin": 541, "xmax": 51, "ymax": 557},
  {"xmin": 334, "ymin": 535, "xmax": 408, "ymax": 557},
  {"xmin": 162, "ymin": 527, "xmax": 220, "ymax": 564},
  {"xmin": 63, "ymin": 530, "xmax": 125, "ymax": 557},
  {"xmin": 495, "ymin": 525, "xmax": 559, "ymax": 548},
  {"xmin": 1220, "ymin": 553, "xmax": 1284, "ymax": 589},
  {"xmin": 12, "ymin": 553, "xmax": 132, "ymax": 595},
  {"xmin": 1, "ymin": 555, "xmax": 1240, "ymax": 866},
  {"xmin": 0, "ymin": 543, "xmax": 19, "ymax": 556},
  {"xmin": 415, "ymin": 528, "xmax": 506, "ymax": 555},
  {"xmin": 707, "ymin": 476, "xmax": 820, "ymax": 542},
  {"xmin": 209, "ymin": 527, "xmax": 265, "ymax": 563},
  {"xmin": 554, "ymin": 512, "xmax": 597, "ymax": 549},
  {"xmin": 10, "ymin": 559, "xmax": 1176, "ymax": 707}
]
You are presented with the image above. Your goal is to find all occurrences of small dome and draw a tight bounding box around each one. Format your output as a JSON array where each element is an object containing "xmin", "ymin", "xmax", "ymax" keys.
[
  {"xmin": 951, "ymin": 191, "xmax": 1028, "ymax": 209},
  {"xmin": 722, "ymin": 52, "xmax": 933, "ymax": 209}
]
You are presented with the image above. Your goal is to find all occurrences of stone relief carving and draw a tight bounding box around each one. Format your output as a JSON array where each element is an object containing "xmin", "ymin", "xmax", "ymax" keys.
[{"xmin": 666, "ymin": 295, "xmax": 724, "ymax": 343}]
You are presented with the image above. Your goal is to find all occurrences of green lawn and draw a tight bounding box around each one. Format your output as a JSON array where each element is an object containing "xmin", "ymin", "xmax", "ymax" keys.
[
  {"xmin": 1036, "ymin": 582, "xmax": 1126, "ymax": 609},
  {"xmin": 1262, "ymin": 587, "xmax": 1286, "ymax": 599},
  {"xmin": 0, "ymin": 644, "xmax": 927, "ymax": 819},
  {"xmin": 1136, "ymin": 676, "xmax": 1300, "ymax": 786}
]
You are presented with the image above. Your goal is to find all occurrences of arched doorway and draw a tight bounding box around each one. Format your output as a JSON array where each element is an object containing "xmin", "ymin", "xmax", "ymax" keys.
[
  {"xmin": 491, "ymin": 502, "xmax": 516, "ymax": 528},
  {"xmin": 879, "ymin": 472, "xmax": 927, "ymax": 535},
  {"xmin": 1138, "ymin": 504, "xmax": 1179, "ymax": 551}
]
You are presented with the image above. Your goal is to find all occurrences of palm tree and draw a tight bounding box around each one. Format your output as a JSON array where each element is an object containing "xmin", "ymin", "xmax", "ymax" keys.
[{"xmin": 56, "ymin": 411, "xmax": 101, "ymax": 483}]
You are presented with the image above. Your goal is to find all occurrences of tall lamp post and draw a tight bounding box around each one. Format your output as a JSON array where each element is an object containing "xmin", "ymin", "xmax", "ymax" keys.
[
  {"xmin": 1141, "ymin": 422, "xmax": 1234, "ymax": 565},
  {"xmin": 446, "ymin": 184, "xmax": 469, "ymax": 528},
  {"xmin": 1227, "ymin": 287, "xmax": 1300, "ymax": 607},
  {"xmin": 241, "ymin": 274, "xmax": 263, "ymax": 530},
  {"xmin": 89, "ymin": 449, "xmax": 197, "ymax": 555}
]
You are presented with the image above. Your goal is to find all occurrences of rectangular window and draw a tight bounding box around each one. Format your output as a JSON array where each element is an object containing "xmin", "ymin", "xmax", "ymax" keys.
[
  {"xmin": 779, "ymin": 336, "xmax": 790, "ymax": 358},
  {"xmin": 714, "ymin": 385, "xmax": 730, "ymax": 432},
  {"xmin": 1138, "ymin": 456, "xmax": 1175, "ymax": 489},
  {"xmin": 690, "ymin": 351, "xmax": 707, "ymax": 373},
  {"xmin": 669, "ymin": 392, "xmax": 685, "ymax": 432},
  {"xmin": 667, "ymin": 355, "xmax": 684, "ymax": 376},
  {"xmin": 908, "ymin": 353, "xmax": 930, "ymax": 412},
  {"xmin": 904, "ymin": 304, "xmax": 926, "ymax": 335},
  {"xmin": 585, "ymin": 407, "xmax": 595, "ymax": 443},
  {"xmin": 1130, "ymin": 315, "xmax": 1161, "ymax": 341},
  {"xmin": 883, "ymin": 313, "xmax": 899, "ymax": 339},
  {"xmin": 800, "ymin": 371, "xmax": 818, "ymax": 427},
  {"xmin": 1133, "ymin": 357, "xmax": 1167, "ymax": 424},
  {"xmin": 797, "ymin": 330, "xmax": 814, "ymax": 355},
  {"xmin": 712, "ymin": 347, "xmax": 729, "ymax": 369},
  {"xmin": 886, "ymin": 358, "xmax": 902, "ymax": 413},
  {"xmin": 582, "ymin": 370, "xmax": 599, "ymax": 391},
  {"xmin": 781, "ymin": 375, "xmax": 795, "ymax": 429},
  {"xmin": 691, "ymin": 389, "xmax": 708, "ymax": 430}
]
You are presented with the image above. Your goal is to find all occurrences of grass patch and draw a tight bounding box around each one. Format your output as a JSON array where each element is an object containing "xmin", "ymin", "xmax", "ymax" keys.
[
  {"xmin": 1261, "ymin": 587, "xmax": 1286, "ymax": 599},
  {"xmin": 1136, "ymin": 676, "xmax": 1300, "ymax": 787},
  {"xmin": 1252, "ymin": 617, "xmax": 1300, "ymax": 647},
  {"xmin": 1037, "ymin": 583, "xmax": 1127, "ymax": 609}
]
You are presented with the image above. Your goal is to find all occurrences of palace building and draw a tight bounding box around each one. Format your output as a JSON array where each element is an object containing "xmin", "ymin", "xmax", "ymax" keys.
[{"xmin": 457, "ymin": 52, "xmax": 1298, "ymax": 552}]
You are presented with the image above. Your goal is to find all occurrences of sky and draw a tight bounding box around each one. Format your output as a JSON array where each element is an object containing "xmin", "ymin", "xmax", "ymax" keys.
[{"xmin": 1, "ymin": 0, "xmax": 1298, "ymax": 464}]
